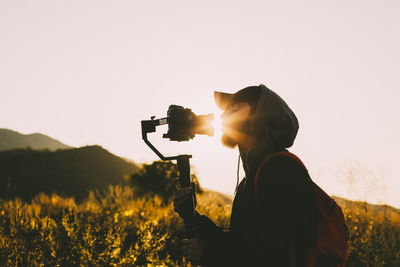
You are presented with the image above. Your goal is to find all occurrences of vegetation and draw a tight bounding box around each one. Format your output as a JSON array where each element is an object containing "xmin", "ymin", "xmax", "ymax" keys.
[
  {"xmin": 336, "ymin": 199, "xmax": 400, "ymax": 266},
  {"xmin": 129, "ymin": 161, "xmax": 202, "ymax": 203},
  {"xmin": 0, "ymin": 146, "xmax": 138, "ymax": 201},
  {"xmin": 0, "ymin": 184, "xmax": 398, "ymax": 266},
  {"xmin": 0, "ymin": 186, "xmax": 230, "ymax": 266},
  {"xmin": 0, "ymin": 160, "xmax": 398, "ymax": 266}
]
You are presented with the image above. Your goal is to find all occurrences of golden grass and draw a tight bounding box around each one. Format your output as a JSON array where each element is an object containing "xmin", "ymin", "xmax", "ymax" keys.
[{"xmin": 0, "ymin": 186, "xmax": 398, "ymax": 266}]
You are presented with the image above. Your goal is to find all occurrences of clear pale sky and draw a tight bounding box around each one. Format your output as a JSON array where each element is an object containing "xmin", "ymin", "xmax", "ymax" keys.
[{"xmin": 1, "ymin": 0, "xmax": 399, "ymax": 207}]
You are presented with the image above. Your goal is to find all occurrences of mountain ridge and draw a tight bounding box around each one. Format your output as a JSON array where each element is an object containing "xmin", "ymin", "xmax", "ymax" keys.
[
  {"xmin": 0, "ymin": 128, "xmax": 71, "ymax": 151},
  {"xmin": 0, "ymin": 145, "xmax": 139, "ymax": 201}
]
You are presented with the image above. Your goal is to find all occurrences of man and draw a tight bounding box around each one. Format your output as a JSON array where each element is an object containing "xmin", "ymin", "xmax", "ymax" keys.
[{"xmin": 174, "ymin": 84, "xmax": 317, "ymax": 266}]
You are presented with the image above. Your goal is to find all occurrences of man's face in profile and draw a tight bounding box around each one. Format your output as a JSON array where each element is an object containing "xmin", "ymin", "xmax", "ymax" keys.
[{"xmin": 221, "ymin": 101, "xmax": 252, "ymax": 149}]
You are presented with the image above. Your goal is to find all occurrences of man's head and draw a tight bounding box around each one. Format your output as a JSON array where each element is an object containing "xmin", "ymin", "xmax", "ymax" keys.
[
  {"xmin": 215, "ymin": 86, "xmax": 262, "ymax": 149},
  {"xmin": 215, "ymin": 84, "xmax": 299, "ymax": 154}
]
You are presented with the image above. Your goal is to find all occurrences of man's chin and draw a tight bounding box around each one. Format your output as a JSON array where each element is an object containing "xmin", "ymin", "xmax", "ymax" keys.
[{"xmin": 221, "ymin": 134, "xmax": 238, "ymax": 149}]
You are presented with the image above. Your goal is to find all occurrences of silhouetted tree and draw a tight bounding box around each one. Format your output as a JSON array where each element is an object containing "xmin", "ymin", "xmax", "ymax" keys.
[{"xmin": 129, "ymin": 161, "xmax": 202, "ymax": 203}]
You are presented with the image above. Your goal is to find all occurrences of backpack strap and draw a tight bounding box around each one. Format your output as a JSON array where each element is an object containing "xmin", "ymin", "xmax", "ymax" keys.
[{"xmin": 254, "ymin": 151, "xmax": 307, "ymax": 201}]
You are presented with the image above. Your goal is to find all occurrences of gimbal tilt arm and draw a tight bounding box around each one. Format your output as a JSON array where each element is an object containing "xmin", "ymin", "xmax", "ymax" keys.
[{"xmin": 141, "ymin": 117, "xmax": 196, "ymax": 237}]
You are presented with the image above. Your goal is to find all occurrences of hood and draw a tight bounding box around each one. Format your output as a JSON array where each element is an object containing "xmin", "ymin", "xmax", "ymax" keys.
[{"xmin": 249, "ymin": 84, "xmax": 299, "ymax": 155}]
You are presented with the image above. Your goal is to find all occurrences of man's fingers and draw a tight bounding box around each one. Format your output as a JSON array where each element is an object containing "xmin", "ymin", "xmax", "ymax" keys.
[
  {"xmin": 173, "ymin": 184, "xmax": 195, "ymax": 217},
  {"xmin": 176, "ymin": 187, "xmax": 192, "ymax": 197},
  {"xmin": 171, "ymin": 178, "xmax": 180, "ymax": 194},
  {"xmin": 182, "ymin": 239, "xmax": 194, "ymax": 254},
  {"xmin": 175, "ymin": 194, "xmax": 192, "ymax": 208},
  {"xmin": 182, "ymin": 239, "xmax": 197, "ymax": 248},
  {"xmin": 182, "ymin": 238, "xmax": 191, "ymax": 245},
  {"xmin": 182, "ymin": 239, "xmax": 203, "ymax": 263},
  {"xmin": 174, "ymin": 187, "xmax": 193, "ymax": 202},
  {"xmin": 174, "ymin": 195, "xmax": 192, "ymax": 212}
]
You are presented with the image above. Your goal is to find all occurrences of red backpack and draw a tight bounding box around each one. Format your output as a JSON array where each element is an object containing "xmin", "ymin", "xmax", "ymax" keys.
[{"xmin": 254, "ymin": 151, "xmax": 348, "ymax": 267}]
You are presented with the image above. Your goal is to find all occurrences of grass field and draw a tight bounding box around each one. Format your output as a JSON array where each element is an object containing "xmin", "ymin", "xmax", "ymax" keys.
[{"xmin": 0, "ymin": 186, "xmax": 399, "ymax": 266}]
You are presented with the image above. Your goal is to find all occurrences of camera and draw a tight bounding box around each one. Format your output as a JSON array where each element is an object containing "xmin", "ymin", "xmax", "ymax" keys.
[{"xmin": 163, "ymin": 105, "xmax": 214, "ymax": 141}]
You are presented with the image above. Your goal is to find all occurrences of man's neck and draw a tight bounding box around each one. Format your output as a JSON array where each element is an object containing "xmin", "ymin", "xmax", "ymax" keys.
[{"xmin": 238, "ymin": 145, "xmax": 248, "ymax": 156}]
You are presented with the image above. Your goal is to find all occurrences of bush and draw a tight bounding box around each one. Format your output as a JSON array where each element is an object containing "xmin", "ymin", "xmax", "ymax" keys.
[
  {"xmin": 344, "ymin": 206, "xmax": 400, "ymax": 266},
  {"xmin": 129, "ymin": 161, "xmax": 202, "ymax": 203},
  {"xmin": 0, "ymin": 185, "xmax": 399, "ymax": 266}
]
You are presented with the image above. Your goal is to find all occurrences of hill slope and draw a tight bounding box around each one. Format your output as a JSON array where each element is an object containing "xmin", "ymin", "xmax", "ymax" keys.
[
  {"xmin": 0, "ymin": 145, "xmax": 139, "ymax": 201},
  {"xmin": 0, "ymin": 128, "xmax": 70, "ymax": 151},
  {"xmin": 334, "ymin": 196, "xmax": 400, "ymax": 223},
  {"xmin": 197, "ymin": 191, "xmax": 400, "ymax": 224}
]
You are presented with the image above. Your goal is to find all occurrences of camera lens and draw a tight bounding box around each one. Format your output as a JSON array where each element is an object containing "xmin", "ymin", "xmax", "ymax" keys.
[{"xmin": 194, "ymin": 114, "xmax": 214, "ymax": 136}]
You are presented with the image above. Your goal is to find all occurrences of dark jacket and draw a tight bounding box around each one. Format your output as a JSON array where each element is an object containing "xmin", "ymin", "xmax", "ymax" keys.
[{"xmin": 193, "ymin": 86, "xmax": 317, "ymax": 266}]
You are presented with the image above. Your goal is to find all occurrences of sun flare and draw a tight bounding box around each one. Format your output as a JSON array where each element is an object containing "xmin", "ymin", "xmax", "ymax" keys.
[{"xmin": 211, "ymin": 112, "xmax": 223, "ymax": 139}]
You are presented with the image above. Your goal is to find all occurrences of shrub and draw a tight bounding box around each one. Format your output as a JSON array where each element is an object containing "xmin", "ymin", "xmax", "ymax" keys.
[
  {"xmin": 0, "ymin": 186, "xmax": 399, "ymax": 266},
  {"xmin": 129, "ymin": 161, "xmax": 202, "ymax": 203}
]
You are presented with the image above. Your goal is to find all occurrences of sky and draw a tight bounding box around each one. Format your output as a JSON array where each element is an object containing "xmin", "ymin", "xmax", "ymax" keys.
[{"xmin": 1, "ymin": 0, "xmax": 399, "ymax": 207}]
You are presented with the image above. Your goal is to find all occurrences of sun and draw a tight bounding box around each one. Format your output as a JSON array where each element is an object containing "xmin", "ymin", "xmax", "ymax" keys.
[
  {"xmin": 211, "ymin": 110, "xmax": 223, "ymax": 139},
  {"xmin": 191, "ymin": 94, "xmax": 224, "ymax": 145}
]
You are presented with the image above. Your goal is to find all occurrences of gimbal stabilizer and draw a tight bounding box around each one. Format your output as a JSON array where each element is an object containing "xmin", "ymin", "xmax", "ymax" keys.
[{"xmin": 141, "ymin": 105, "xmax": 214, "ymax": 236}]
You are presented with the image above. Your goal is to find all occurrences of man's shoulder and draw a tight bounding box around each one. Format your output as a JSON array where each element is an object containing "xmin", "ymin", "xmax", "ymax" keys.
[
  {"xmin": 258, "ymin": 153, "xmax": 306, "ymax": 174},
  {"xmin": 255, "ymin": 153, "xmax": 313, "ymax": 200},
  {"xmin": 255, "ymin": 153, "xmax": 310, "ymax": 190}
]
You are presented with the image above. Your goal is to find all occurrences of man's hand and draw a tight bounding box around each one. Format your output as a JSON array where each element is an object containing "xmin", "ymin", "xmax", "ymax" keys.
[
  {"xmin": 182, "ymin": 238, "xmax": 205, "ymax": 265},
  {"xmin": 173, "ymin": 179, "xmax": 195, "ymax": 219}
]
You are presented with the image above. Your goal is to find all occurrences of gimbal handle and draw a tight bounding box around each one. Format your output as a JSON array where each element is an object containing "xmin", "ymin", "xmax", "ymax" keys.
[{"xmin": 176, "ymin": 155, "xmax": 196, "ymax": 237}]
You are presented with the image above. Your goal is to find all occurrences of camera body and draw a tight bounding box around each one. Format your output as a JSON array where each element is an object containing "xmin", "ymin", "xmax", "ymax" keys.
[{"xmin": 163, "ymin": 105, "xmax": 214, "ymax": 141}]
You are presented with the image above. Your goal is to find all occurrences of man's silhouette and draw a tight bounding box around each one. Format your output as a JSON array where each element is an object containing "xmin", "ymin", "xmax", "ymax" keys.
[{"xmin": 174, "ymin": 84, "xmax": 317, "ymax": 266}]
